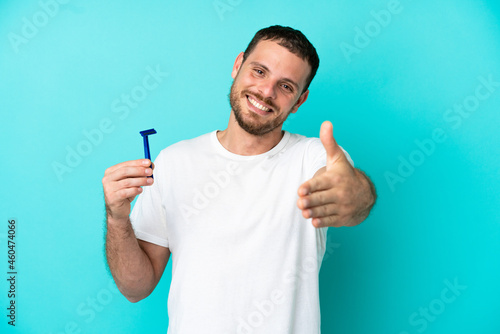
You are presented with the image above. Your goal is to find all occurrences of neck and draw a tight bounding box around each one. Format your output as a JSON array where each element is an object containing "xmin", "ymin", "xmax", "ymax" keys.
[{"xmin": 216, "ymin": 111, "xmax": 284, "ymax": 156}]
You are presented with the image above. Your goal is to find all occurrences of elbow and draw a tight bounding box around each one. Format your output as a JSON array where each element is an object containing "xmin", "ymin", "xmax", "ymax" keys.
[
  {"xmin": 115, "ymin": 280, "xmax": 153, "ymax": 303},
  {"xmin": 122, "ymin": 286, "xmax": 156, "ymax": 303},
  {"xmin": 119, "ymin": 287, "xmax": 150, "ymax": 303},
  {"xmin": 126, "ymin": 295, "xmax": 143, "ymax": 303},
  {"xmin": 123, "ymin": 290, "xmax": 149, "ymax": 303}
]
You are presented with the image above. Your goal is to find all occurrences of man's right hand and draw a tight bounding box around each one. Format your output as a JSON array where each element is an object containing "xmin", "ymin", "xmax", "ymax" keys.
[
  {"xmin": 102, "ymin": 159, "xmax": 155, "ymax": 221},
  {"xmin": 103, "ymin": 159, "xmax": 168, "ymax": 303}
]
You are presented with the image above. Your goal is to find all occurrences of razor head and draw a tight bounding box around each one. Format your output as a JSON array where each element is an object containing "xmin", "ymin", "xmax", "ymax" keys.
[{"xmin": 140, "ymin": 128, "xmax": 157, "ymax": 136}]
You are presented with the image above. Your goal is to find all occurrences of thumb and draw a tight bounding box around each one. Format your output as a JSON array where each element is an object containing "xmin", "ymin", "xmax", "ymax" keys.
[{"xmin": 320, "ymin": 121, "xmax": 344, "ymax": 167}]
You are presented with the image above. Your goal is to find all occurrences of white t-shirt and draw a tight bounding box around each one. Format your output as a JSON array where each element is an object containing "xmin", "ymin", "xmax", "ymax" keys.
[{"xmin": 130, "ymin": 130, "xmax": 353, "ymax": 334}]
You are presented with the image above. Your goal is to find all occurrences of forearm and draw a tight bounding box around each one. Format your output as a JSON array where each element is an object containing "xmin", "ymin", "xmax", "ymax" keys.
[{"xmin": 105, "ymin": 217, "xmax": 155, "ymax": 302}]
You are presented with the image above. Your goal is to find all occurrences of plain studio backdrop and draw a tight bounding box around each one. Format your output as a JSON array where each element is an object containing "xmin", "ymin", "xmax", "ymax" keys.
[{"xmin": 0, "ymin": 0, "xmax": 499, "ymax": 333}]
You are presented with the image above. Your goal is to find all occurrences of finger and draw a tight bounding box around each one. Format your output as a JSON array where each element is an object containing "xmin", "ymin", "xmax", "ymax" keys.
[
  {"xmin": 311, "ymin": 216, "xmax": 345, "ymax": 228},
  {"xmin": 107, "ymin": 166, "xmax": 153, "ymax": 182},
  {"xmin": 114, "ymin": 175, "xmax": 154, "ymax": 191},
  {"xmin": 298, "ymin": 173, "xmax": 333, "ymax": 197},
  {"xmin": 104, "ymin": 175, "xmax": 152, "ymax": 204},
  {"xmin": 105, "ymin": 159, "xmax": 152, "ymax": 175},
  {"xmin": 320, "ymin": 121, "xmax": 343, "ymax": 167},
  {"xmin": 300, "ymin": 202, "xmax": 339, "ymax": 219},
  {"xmin": 297, "ymin": 188, "xmax": 341, "ymax": 210}
]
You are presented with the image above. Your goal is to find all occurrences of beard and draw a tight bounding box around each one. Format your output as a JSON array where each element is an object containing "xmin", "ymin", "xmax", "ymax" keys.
[{"xmin": 229, "ymin": 80, "xmax": 292, "ymax": 136}]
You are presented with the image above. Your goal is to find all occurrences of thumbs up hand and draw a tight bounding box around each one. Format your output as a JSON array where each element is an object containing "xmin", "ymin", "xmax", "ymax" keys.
[{"xmin": 297, "ymin": 121, "xmax": 376, "ymax": 228}]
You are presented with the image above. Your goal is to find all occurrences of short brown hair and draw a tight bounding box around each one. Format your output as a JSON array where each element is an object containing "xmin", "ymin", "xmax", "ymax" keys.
[{"xmin": 242, "ymin": 25, "xmax": 320, "ymax": 93}]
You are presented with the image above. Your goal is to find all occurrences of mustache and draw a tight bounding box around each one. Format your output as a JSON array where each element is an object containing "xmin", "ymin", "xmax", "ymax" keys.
[{"xmin": 241, "ymin": 90, "xmax": 277, "ymax": 111}]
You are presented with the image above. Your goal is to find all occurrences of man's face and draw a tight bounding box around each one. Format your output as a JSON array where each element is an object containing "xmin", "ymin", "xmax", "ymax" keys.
[{"xmin": 229, "ymin": 40, "xmax": 311, "ymax": 136}]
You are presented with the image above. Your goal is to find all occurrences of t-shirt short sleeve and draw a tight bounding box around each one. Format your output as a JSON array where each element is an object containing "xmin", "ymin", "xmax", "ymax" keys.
[{"xmin": 129, "ymin": 153, "xmax": 169, "ymax": 248}]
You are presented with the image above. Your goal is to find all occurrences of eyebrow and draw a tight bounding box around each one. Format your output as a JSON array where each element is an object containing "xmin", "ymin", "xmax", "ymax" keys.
[{"xmin": 249, "ymin": 61, "xmax": 300, "ymax": 92}]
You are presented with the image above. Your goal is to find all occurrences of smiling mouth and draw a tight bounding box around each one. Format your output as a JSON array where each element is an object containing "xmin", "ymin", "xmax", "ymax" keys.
[{"xmin": 247, "ymin": 95, "xmax": 273, "ymax": 113}]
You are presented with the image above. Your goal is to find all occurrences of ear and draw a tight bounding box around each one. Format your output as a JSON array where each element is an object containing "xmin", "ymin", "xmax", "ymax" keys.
[
  {"xmin": 231, "ymin": 52, "xmax": 245, "ymax": 79},
  {"xmin": 290, "ymin": 89, "xmax": 309, "ymax": 114}
]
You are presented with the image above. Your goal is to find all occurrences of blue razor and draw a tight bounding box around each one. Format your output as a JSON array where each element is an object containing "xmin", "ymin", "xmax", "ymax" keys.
[{"xmin": 140, "ymin": 128, "xmax": 157, "ymax": 178}]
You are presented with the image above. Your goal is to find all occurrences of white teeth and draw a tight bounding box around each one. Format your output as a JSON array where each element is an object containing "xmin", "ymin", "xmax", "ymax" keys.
[{"xmin": 248, "ymin": 96, "xmax": 270, "ymax": 112}]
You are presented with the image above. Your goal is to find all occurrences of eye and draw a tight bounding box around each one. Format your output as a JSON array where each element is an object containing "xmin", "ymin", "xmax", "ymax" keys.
[
  {"xmin": 254, "ymin": 68, "xmax": 264, "ymax": 76},
  {"xmin": 282, "ymin": 84, "xmax": 293, "ymax": 93}
]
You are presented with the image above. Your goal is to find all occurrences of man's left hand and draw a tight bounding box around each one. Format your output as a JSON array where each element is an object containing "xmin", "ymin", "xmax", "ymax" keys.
[{"xmin": 297, "ymin": 121, "xmax": 375, "ymax": 228}]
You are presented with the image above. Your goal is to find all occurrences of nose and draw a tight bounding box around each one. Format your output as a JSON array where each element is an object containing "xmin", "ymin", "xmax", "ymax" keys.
[{"xmin": 257, "ymin": 78, "xmax": 277, "ymax": 100}]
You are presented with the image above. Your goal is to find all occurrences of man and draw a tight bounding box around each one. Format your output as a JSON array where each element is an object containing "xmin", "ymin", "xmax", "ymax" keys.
[{"xmin": 103, "ymin": 25, "xmax": 376, "ymax": 333}]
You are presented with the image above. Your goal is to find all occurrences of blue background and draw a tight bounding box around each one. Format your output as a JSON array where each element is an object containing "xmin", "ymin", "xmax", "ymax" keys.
[{"xmin": 1, "ymin": 0, "xmax": 499, "ymax": 333}]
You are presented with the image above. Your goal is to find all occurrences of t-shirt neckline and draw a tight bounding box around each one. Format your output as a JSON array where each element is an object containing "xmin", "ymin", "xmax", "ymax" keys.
[{"xmin": 210, "ymin": 130, "xmax": 291, "ymax": 160}]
